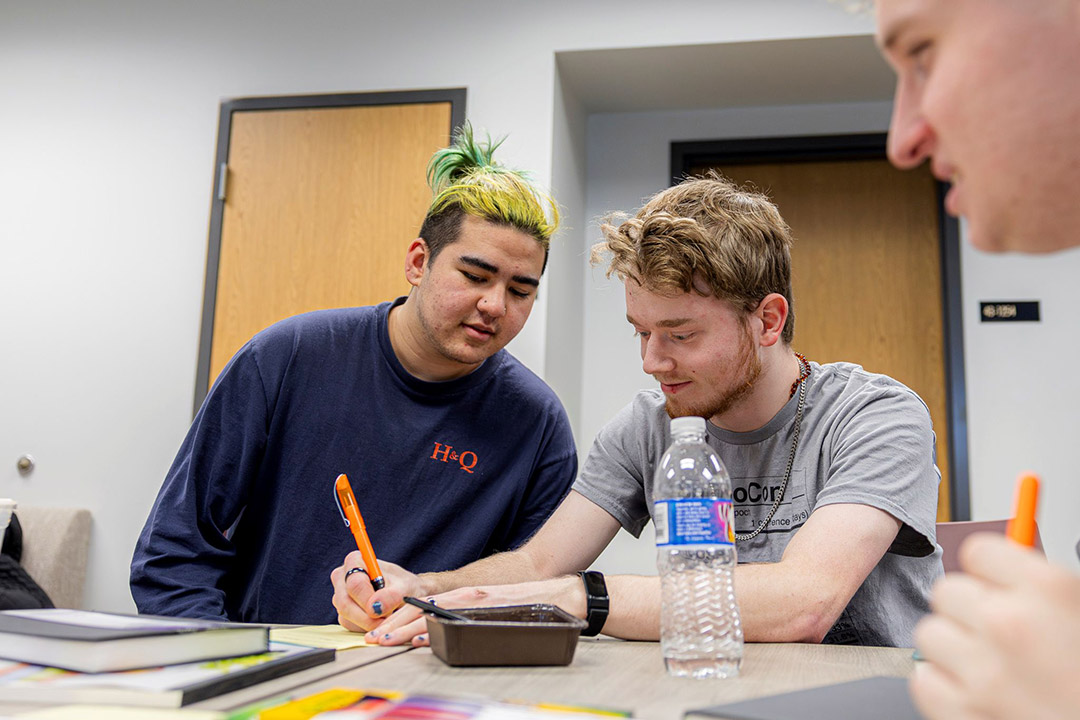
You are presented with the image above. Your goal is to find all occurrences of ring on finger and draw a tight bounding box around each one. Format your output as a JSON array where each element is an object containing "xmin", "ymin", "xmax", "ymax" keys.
[{"xmin": 345, "ymin": 567, "xmax": 367, "ymax": 581}]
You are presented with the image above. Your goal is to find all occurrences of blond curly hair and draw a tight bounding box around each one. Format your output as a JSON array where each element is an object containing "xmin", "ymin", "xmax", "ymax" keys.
[{"xmin": 593, "ymin": 173, "xmax": 795, "ymax": 344}]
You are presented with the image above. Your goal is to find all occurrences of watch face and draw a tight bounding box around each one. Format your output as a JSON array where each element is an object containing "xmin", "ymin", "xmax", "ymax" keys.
[
  {"xmin": 580, "ymin": 572, "xmax": 609, "ymax": 637},
  {"xmin": 582, "ymin": 571, "xmax": 608, "ymax": 598}
]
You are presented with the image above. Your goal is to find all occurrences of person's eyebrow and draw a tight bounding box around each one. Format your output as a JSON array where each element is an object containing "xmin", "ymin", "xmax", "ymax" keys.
[
  {"xmin": 461, "ymin": 256, "xmax": 498, "ymax": 274},
  {"xmin": 656, "ymin": 318, "xmax": 693, "ymax": 328},
  {"xmin": 461, "ymin": 256, "xmax": 539, "ymax": 287},
  {"xmin": 625, "ymin": 315, "xmax": 692, "ymax": 328},
  {"xmin": 878, "ymin": 17, "xmax": 913, "ymax": 53}
]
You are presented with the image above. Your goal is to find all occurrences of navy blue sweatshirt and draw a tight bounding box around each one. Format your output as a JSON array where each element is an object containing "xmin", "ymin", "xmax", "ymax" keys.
[{"xmin": 131, "ymin": 300, "xmax": 577, "ymax": 623}]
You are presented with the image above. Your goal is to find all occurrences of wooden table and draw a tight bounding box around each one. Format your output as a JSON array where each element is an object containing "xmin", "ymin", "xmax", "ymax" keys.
[{"xmin": 193, "ymin": 639, "xmax": 915, "ymax": 720}]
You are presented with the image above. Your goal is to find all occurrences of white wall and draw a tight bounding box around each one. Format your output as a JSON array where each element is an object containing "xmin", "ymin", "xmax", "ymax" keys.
[
  {"xmin": 543, "ymin": 61, "xmax": 589, "ymax": 430},
  {"xmin": 580, "ymin": 106, "xmax": 1080, "ymax": 574},
  {"xmin": 0, "ymin": 0, "xmax": 877, "ymax": 612},
  {"xmin": 960, "ymin": 243, "xmax": 1080, "ymax": 568}
]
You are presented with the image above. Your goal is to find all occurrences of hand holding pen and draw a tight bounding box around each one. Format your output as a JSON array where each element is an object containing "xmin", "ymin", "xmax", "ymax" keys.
[
  {"xmin": 331, "ymin": 474, "xmax": 428, "ymax": 637},
  {"xmin": 334, "ymin": 473, "xmax": 384, "ymax": 590},
  {"xmin": 910, "ymin": 472, "xmax": 1080, "ymax": 720}
]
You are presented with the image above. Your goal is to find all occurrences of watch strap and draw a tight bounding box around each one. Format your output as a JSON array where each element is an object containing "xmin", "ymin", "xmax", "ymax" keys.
[{"xmin": 578, "ymin": 570, "xmax": 609, "ymax": 637}]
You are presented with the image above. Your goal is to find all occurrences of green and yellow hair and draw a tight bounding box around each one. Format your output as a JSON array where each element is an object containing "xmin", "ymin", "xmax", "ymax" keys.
[{"xmin": 419, "ymin": 124, "xmax": 559, "ymax": 272}]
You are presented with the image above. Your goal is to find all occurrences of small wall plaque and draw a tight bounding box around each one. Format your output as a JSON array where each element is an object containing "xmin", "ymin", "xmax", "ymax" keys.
[{"xmin": 980, "ymin": 301, "xmax": 1040, "ymax": 322}]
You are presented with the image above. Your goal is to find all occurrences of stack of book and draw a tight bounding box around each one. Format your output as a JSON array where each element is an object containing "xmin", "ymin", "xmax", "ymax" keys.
[{"xmin": 0, "ymin": 608, "xmax": 334, "ymax": 707}]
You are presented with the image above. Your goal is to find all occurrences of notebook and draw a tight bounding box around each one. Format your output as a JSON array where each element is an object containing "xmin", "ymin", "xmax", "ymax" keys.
[
  {"xmin": 0, "ymin": 608, "xmax": 268, "ymax": 673},
  {"xmin": 0, "ymin": 642, "xmax": 334, "ymax": 708},
  {"xmin": 684, "ymin": 676, "xmax": 922, "ymax": 720}
]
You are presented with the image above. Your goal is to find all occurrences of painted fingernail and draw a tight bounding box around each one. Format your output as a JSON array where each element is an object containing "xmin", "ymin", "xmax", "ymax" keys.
[
  {"xmin": 418, "ymin": 634, "xmax": 428, "ymax": 642},
  {"xmin": 372, "ymin": 601, "xmax": 383, "ymax": 615},
  {"xmin": 383, "ymin": 633, "xmax": 392, "ymax": 641}
]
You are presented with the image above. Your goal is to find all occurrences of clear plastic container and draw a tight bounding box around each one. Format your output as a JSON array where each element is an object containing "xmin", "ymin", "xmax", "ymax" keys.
[{"xmin": 654, "ymin": 416, "xmax": 743, "ymax": 679}]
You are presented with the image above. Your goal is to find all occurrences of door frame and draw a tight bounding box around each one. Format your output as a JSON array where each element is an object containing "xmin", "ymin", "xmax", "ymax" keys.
[
  {"xmin": 671, "ymin": 133, "xmax": 970, "ymax": 521},
  {"xmin": 195, "ymin": 88, "xmax": 467, "ymax": 414}
]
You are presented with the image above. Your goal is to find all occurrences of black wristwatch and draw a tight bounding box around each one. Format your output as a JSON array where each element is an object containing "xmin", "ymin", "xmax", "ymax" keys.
[{"xmin": 578, "ymin": 570, "xmax": 609, "ymax": 637}]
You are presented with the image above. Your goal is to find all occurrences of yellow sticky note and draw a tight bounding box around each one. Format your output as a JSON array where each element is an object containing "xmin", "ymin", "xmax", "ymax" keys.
[{"xmin": 269, "ymin": 624, "xmax": 368, "ymax": 649}]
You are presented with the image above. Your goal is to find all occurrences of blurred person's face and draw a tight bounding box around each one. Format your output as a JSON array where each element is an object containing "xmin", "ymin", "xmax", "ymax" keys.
[{"xmin": 877, "ymin": 0, "xmax": 1080, "ymax": 253}]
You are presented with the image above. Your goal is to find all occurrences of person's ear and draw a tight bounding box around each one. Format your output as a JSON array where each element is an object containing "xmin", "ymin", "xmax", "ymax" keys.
[
  {"xmin": 756, "ymin": 293, "xmax": 788, "ymax": 348},
  {"xmin": 404, "ymin": 239, "xmax": 430, "ymax": 288}
]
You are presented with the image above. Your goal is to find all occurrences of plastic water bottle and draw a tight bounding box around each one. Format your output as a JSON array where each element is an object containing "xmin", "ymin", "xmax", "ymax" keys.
[{"xmin": 654, "ymin": 415, "xmax": 743, "ymax": 679}]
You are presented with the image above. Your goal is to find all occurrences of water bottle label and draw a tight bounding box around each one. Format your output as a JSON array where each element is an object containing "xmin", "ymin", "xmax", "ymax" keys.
[{"xmin": 654, "ymin": 498, "xmax": 734, "ymax": 546}]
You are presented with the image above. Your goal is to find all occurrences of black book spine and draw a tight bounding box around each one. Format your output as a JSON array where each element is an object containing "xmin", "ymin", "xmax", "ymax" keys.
[{"xmin": 177, "ymin": 648, "xmax": 336, "ymax": 705}]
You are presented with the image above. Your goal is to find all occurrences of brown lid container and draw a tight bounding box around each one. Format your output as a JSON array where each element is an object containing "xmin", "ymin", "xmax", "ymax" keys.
[{"xmin": 425, "ymin": 603, "xmax": 588, "ymax": 667}]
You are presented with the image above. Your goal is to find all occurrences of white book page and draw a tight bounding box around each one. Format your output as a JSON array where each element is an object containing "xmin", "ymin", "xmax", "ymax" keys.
[
  {"xmin": 2, "ymin": 609, "xmax": 198, "ymax": 631},
  {"xmin": 0, "ymin": 643, "xmax": 298, "ymax": 692}
]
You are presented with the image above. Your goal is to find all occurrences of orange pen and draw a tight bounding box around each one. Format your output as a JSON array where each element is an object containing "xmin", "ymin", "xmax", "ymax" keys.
[
  {"xmin": 334, "ymin": 473, "xmax": 385, "ymax": 590},
  {"xmin": 1006, "ymin": 472, "xmax": 1040, "ymax": 547}
]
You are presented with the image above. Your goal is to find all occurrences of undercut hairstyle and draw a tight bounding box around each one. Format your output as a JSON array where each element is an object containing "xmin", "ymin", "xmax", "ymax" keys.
[
  {"xmin": 419, "ymin": 124, "xmax": 559, "ymax": 273},
  {"xmin": 593, "ymin": 172, "xmax": 796, "ymax": 344}
]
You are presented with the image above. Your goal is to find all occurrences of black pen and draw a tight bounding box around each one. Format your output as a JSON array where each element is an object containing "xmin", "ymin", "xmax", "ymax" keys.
[{"xmin": 403, "ymin": 596, "xmax": 471, "ymax": 622}]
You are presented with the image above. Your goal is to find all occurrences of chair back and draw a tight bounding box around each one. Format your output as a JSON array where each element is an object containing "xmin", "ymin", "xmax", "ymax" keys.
[
  {"xmin": 16, "ymin": 506, "xmax": 92, "ymax": 609},
  {"xmin": 936, "ymin": 519, "xmax": 1043, "ymax": 573}
]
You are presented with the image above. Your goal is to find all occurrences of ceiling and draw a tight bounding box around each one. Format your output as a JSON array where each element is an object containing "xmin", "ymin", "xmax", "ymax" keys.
[{"xmin": 556, "ymin": 34, "xmax": 896, "ymax": 114}]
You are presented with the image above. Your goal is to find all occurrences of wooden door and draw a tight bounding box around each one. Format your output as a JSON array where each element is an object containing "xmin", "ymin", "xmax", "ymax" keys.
[
  {"xmin": 195, "ymin": 92, "xmax": 461, "ymax": 410},
  {"xmin": 692, "ymin": 159, "xmax": 952, "ymax": 521}
]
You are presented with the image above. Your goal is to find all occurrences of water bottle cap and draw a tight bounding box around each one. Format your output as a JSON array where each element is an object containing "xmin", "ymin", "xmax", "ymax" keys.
[{"xmin": 670, "ymin": 416, "xmax": 706, "ymax": 435}]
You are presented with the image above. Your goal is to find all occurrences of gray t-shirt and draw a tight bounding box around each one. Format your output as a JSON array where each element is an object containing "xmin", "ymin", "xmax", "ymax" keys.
[{"xmin": 574, "ymin": 361, "xmax": 943, "ymax": 647}]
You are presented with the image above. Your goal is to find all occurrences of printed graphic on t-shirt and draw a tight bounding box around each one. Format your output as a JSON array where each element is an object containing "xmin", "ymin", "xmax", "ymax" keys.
[
  {"xmin": 430, "ymin": 441, "xmax": 480, "ymax": 474},
  {"xmin": 731, "ymin": 470, "xmax": 810, "ymax": 539}
]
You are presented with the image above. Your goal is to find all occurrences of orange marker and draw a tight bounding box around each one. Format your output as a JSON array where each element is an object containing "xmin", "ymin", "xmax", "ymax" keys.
[
  {"xmin": 334, "ymin": 473, "xmax": 385, "ymax": 590},
  {"xmin": 1006, "ymin": 472, "xmax": 1040, "ymax": 547}
]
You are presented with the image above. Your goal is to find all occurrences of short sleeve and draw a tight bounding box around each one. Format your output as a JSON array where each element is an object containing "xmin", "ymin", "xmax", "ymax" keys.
[
  {"xmin": 815, "ymin": 387, "xmax": 940, "ymax": 557},
  {"xmin": 573, "ymin": 396, "xmax": 656, "ymax": 537}
]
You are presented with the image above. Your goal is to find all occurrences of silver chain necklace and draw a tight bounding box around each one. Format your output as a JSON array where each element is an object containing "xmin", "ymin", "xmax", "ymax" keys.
[{"xmin": 734, "ymin": 355, "xmax": 810, "ymax": 542}]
